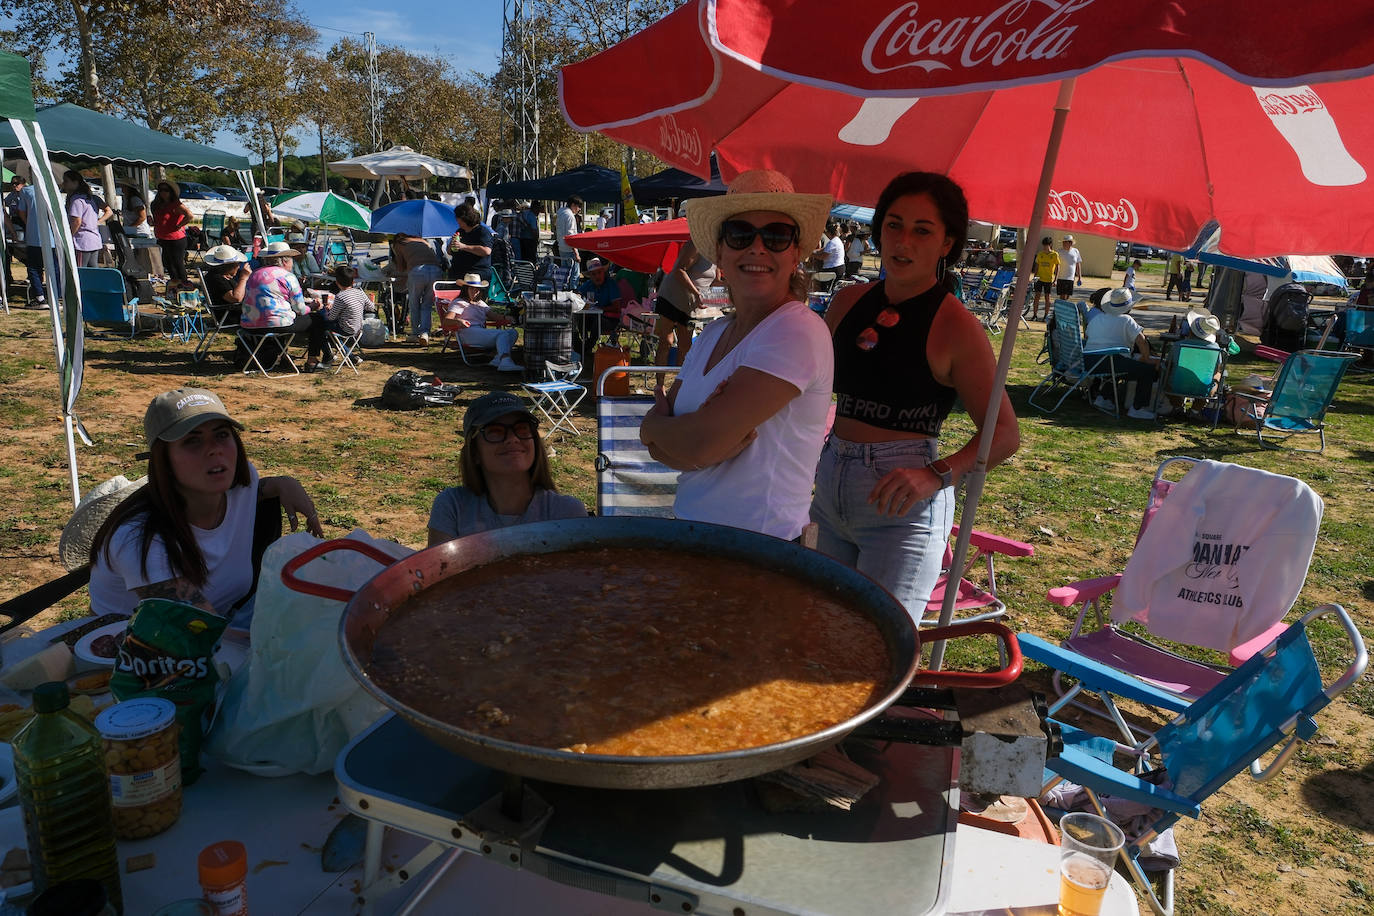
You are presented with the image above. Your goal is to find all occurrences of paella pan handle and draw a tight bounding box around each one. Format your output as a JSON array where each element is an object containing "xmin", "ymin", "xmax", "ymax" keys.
[
  {"xmin": 910, "ymin": 620, "xmax": 1023, "ymax": 688},
  {"xmin": 281, "ymin": 538, "xmax": 399, "ymax": 602}
]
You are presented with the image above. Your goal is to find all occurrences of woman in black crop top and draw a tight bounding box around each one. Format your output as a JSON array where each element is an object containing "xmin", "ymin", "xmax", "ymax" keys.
[{"xmin": 809, "ymin": 172, "xmax": 1020, "ymax": 625}]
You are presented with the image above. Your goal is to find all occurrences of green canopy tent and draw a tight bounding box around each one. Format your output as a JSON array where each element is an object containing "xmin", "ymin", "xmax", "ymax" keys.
[
  {"xmin": 0, "ymin": 102, "xmax": 266, "ymax": 237},
  {"xmin": 0, "ymin": 51, "xmax": 87, "ymax": 507}
]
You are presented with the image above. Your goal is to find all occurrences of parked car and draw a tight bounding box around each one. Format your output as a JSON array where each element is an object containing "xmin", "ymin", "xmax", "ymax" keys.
[
  {"xmin": 213, "ymin": 186, "xmax": 249, "ymax": 202},
  {"xmin": 997, "ymin": 227, "xmax": 1019, "ymax": 248},
  {"xmin": 1128, "ymin": 244, "xmax": 1153, "ymax": 259},
  {"xmin": 176, "ymin": 181, "xmax": 226, "ymax": 201}
]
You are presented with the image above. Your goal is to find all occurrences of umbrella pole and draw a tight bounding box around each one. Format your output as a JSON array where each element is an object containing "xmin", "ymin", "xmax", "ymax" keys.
[{"xmin": 928, "ymin": 77, "xmax": 1077, "ymax": 670}]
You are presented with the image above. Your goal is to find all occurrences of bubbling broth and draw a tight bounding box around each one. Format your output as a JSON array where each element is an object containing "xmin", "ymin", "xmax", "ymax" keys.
[{"xmin": 366, "ymin": 547, "xmax": 892, "ymax": 756}]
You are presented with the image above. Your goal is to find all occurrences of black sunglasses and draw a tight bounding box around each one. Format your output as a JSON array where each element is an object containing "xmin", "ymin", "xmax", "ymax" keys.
[
  {"xmin": 476, "ymin": 420, "xmax": 536, "ymax": 443},
  {"xmin": 719, "ymin": 220, "xmax": 799, "ymax": 252}
]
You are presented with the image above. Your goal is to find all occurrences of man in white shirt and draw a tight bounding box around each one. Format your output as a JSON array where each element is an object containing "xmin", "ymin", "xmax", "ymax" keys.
[
  {"xmin": 813, "ymin": 221, "xmax": 845, "ymax": 272},
  {"xmin": 1084, "ymin": 287, "xmax": 1158, "ymax": 419},
  {"xmin": 1056, "ymin": 234, "xmax": 1083, "ymax": 299},
  {"xmin": 555, "ymin": 195, "xmax": 583, "ymax": 282}
]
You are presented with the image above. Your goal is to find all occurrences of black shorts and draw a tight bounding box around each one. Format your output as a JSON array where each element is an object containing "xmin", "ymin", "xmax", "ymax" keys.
[
  {"xmin": 1034, "ymin": 279, "xmax": 1053, "ymax": 294},
  {"xmin": 1056, "ymin": 278, "xmax": 1075, "ymax": 298},
  {"xmin": 654, "ymin": 294, "xmax": 692, "ymax": 326}
]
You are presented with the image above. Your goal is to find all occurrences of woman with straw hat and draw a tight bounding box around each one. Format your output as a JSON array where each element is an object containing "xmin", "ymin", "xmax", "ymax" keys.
[
  {"xmin": 809, "ymin": 172, "xmax": 1020, "ymax": 625},
  {"xmin": 639, "ymin": 169, "xmax": 834, "ymax": 541},
  {"xmin": 84, "ymin": 388, "xmax": 321, "ymax": 619},
  {"xmin": 241, "ymin": 241, "xmax": 329, "ymax": 371}
]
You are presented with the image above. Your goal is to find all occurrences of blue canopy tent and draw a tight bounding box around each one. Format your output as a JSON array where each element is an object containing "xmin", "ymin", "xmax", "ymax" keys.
[{"xmin": 487, "ymin": 164, "xmax": 623, "ymax": 204}]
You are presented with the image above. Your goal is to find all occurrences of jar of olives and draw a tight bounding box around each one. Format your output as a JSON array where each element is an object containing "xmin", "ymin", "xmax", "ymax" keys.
[{"xmin": 94, "ymin": 698, "xmax": 182, "ymax": 839}]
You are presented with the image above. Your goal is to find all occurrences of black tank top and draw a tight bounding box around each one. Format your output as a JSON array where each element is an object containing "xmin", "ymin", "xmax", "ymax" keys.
[{"xmin": 833, "ymin": 281, "xmax": 957, "ymax": 436}]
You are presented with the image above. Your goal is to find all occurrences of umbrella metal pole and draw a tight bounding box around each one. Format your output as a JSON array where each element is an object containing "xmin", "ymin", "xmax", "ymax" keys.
[
  {"xmin": 928, "ymin": 77, "xmax": 1077, "ymax": 671},
  {"xmin": 64, "ymin": 415, "xmax": 81, "ymax": 507}
]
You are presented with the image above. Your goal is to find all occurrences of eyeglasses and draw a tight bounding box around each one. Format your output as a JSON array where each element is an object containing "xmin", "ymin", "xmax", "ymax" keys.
[
  {"xmin": 719, "ymin": 220, "xmax": 799, "ymax": 252},
  {"xmin": 476, "ymin": 420, "xmax": 536, "ymax": 443},
  {"xmin": 856, "ymin": 307, "xmax": 901, "ymax": 351}
]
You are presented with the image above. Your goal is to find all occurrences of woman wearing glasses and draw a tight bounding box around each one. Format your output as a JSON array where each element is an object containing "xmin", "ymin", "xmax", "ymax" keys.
[
  {"xmin": 639, "ymin": 170, "xmax": 834, "ymax": 541},
  {"xmin": 809, "ymin": 172, "xmax": 1019, "ymax": 624},
  {"xmin": 427, "ymin": 391, "xmax": 586, "ymax": 545}
]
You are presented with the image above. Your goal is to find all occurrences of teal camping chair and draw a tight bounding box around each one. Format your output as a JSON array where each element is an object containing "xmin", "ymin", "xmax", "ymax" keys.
[
  {"xmin": 1151, "ymin": 340, "xmax": 1226, "ymax": 428},
  {"xmin": 1230, "ymin": 349, "xmax": 1357, "ymax": 452},
  {"xmin": 1023, "ymin": 603, "xmax": 1366, "ymax": 916},
  {"xmin": 1028, "ymin": 299, "xmax": 1128, "ymax": 416},
  {"xmin": 78, "ymin": 267, "xmax": 136, "ymax": 338}
]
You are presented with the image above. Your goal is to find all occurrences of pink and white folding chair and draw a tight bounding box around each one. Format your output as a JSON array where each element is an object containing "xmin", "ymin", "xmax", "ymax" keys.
[
  {"xmin": 1046, "ymin": 456, "xmax": 1323, "ymax": 743},
  {"xmin": 922, "ymin": 524, "xmax": 1034, "ymax": 626}
]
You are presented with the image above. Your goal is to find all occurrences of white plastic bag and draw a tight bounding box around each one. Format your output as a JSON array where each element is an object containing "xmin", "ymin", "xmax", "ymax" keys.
[
  {"xmin": 205, "ymin": 530, "xmax": 412, "ymax": 776},
  {"xmin": 359, "ymin": 317, "xmax": 387, "ymax": 348}
]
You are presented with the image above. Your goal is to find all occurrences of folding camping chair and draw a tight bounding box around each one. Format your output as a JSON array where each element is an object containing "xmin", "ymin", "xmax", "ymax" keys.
[
  {"xmin": 1023, "ymin": 603, "xmax": 1366, "ymax": 916},
  {"xmin": 238, "ymin": 326, "xmax": 301, "ymax": 378},
  {"xmin": 922, "ymin": 524, "xmax": 1034, "ymax": 626},
  {"xmin": 192, "ymin": 269, "xmax": 242, "ymax": 363},
  {"xmin": 1039, "ymin": 457, "xmax": 1323, "ymax": 744},
  {"xmin": 201, "ymin": 210, "xmax": 226, "ymax": 248},
  {"xmin": 521, "ymin": 360, "xmax": 587, "ymax": 436},
  {"xmin": 1151, "ymin": 339, "xmax": 1227, "ymax": 429},
  {"xmin": 328, "ymin": 328, "xmax": 363, "ymax": 375},
  {"xmin": 1230, "ymin": 349, "xmax": 1358, "ymax": 452},
  {"xmin": 77, "ymin": 266, "xmax": 137, "ymax": 338},
  {"xmin": 1028, "ymin": 299, "xmax": 1128, "ymax": 416},
  {"xmin": 965, "ymin": 268, "xmax": 1025, "ymax": 332},
  {"xmin": 595, "ymin": 366, "xmax": 680, "ymax": 517}
]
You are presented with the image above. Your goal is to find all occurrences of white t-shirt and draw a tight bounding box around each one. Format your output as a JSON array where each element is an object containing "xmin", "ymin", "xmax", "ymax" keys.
[
  {"xmin": 671, "ymin": 302, "xmax": 834, "ymax": 540},
  {"xmin": 846, "ymin": 237, "xmax": 866, "ymax": 262},
  {"xmin": 555, "ymin": 206, "xmax": 578, "ymax": 255},
  {"xmin": 89, "ymin": 463, "xmax": 261, "ymax": 617},
  {"xmin": 820, "ymin": 235, "xmax": 845, "ymax": 269},
  {"xmin": 1057, "ymin": 246, "xmax": 1082, "ymax": 281},
  {"xmin": 1084, "ymin": 310, "xmax": 1142, "ymax": 353}
]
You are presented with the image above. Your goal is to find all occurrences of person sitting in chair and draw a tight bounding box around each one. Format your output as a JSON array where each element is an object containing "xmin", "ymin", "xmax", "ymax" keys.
[
  {"xmin": 427, "ymin": 391, "xmax": 586, "ymax": 544},
  {"xmin": 321, "ymin": 265, "xmax": 370, "ymax": 366},
  {"xmin": 202, "ymin": 245, "xmax": 250, "ymax": 312},
  {"xmin": 577, "ymin": 258, "xmax": 624, "ymax": 336},
  {"xmin": 241, "ymin": 241, "xmax": 329, "ymax": 372},
  {"xmin": 1086, "ymin": 287, "xmax": 1160, "ymax": 420},
  {"xmin": 439, "ymin": 273, "xmax": 520, "ymax": 372}
]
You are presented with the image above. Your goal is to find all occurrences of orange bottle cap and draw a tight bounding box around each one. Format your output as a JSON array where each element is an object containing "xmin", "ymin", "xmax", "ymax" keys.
[{"xmin": 197, "ymin": 840, "xmax": 247, "ymax": 886}]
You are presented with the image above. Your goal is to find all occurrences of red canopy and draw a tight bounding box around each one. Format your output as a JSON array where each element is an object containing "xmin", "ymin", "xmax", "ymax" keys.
[
  {"xmin": 560, "ymin": 0, "xmax": 1374, "ymax": 256},
  {"xmin": 564, "ymin": 218, "xmax": 690, "ymax": 274}
]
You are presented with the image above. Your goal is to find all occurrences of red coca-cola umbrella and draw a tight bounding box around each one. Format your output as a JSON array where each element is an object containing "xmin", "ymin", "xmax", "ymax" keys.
[
  {"xmin": 559, "ymin": 0, "xmax": 1374, "ymax": 663},
  {"xmin": 565, "ymin": 217, "xmax": 690, "ymax": 274},
  {"xmin": 561, "ymin": 0, "xmax": 1374, "ymax": 256}
]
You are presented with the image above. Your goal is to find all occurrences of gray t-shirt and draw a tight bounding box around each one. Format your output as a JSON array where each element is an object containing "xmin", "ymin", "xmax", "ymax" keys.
[{"xmin": 428, "ymin": 486, "xmax": 587, "ymax": 539}]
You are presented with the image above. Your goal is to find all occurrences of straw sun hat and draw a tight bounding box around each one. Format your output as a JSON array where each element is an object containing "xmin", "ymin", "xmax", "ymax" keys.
[
  {"xmin": 58, "ymin": 475, "xmax": 147, "ymax": 571},
  {"xmin": 261, "ymin": 241, "xmax": 302, "ymax": 259},
  {"xmin": 1186, "ymin": 309, "xmax": 1221, "ymax": 343},
  {"xmin": 459, "ymin": 272, "xmax": 489, "ymax": 288},
  {"xmin": 1100, "ymin": 287, "xmax": 1135, "ymax": 315},
  {"xmin": 203, "ymin": 245, "xmax": 247, "ymax": 267},
  {"xmin": 686, "ymin": 169, "xmax": 833, "ymax": 260}
]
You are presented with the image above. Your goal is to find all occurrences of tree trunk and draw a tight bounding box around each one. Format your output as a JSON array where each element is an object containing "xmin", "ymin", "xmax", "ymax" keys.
[
  {"xmin": 275, "ymin": 136, "xmax": 285, "ymax": 191},
  {"xmin": 69, "ymin": 0, "xmax": 102, "ymax": 109},
  {"xmin": 318, "ymin": 121, "xmax": 328, "ymax": 191}
]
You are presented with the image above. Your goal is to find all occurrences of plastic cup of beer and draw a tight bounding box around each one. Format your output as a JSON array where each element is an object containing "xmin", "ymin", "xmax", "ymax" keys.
[{"xmin": 1058, "ymin": 812, "xmax": 1124, "ymax": 916}]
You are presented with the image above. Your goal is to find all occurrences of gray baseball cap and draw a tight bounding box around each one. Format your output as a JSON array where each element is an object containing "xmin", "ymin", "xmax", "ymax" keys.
[
  {"xmin": 463, "ymin": 391, "xmax": 536, "ymax": 437},
  {"xmin": 142, "ymin": 388, "xmax": 244, "ymax": 450}
]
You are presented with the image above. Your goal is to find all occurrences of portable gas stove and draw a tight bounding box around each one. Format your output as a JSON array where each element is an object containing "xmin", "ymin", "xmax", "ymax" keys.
[{"xmin": 336, "ymin": 686, "xmax": 1058, "ymax": 916}]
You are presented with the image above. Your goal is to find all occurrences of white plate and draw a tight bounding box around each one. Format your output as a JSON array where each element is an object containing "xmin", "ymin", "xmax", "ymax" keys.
[
  {"xmin": 72, "ymin": 621, "xmax": 128, "ymax": 669},
  {"xmin": 0, "ymin": 804, "xmax": 30, "ymax": 901}
]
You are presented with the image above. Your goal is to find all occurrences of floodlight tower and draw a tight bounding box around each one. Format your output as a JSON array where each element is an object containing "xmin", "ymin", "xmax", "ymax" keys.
[
  {"xmin": 499, "ymin": 0, "xmax": 540, "ymax": 180},
  {"xmin": 365, "ymin": 31, "xmax": 382, "ymax": 152}
]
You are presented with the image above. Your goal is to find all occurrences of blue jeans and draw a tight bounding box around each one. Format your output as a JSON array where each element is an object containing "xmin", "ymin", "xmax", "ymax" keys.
[
  {"xmin": 809, "ymin": 436, "xmax": 955, "ymax": 625},
  {"xmin": 408, "ymin": 264, "xmax": 442, "ymax": 336}
]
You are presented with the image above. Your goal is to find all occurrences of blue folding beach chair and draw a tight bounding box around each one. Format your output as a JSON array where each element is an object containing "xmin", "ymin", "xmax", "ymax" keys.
[
  {"xmin": 77, "ymin": 267, "xmax": 137, "ymax": 338},
  {"xmin": 1229, "ymin": 349, "xmax": 1357, "ymax": 452},
  {"xmin": 1028, "ymin": 299, "xmax": 1128, "ymax": 416},
  {"xmin": 595, "ymin": 366, "xmax": 680, "ymax": 517},
  {"xmin": 1023, "ymin": 603, "xmax": 1367, "ymax": 916}
]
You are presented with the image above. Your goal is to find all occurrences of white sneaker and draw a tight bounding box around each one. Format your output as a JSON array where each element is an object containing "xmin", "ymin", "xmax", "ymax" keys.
[
  {"xmin": 497, "ymin": 356, "xmax": 522, "ymax": 372},
  {"xmin": 418, "ymin": 333, "xmax": 429, "ymax": 345},
  {"xmin": 1127, "ymin": 407, "xmax": 1156, "ymax": 420},
  {"xmin": 1092, "ymin": 396, "xmax": 1114, "ymax": 412}
]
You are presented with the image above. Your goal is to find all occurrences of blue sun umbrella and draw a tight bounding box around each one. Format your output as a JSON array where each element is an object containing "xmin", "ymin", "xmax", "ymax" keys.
[{"xmin": 369, "ymin": 199, "xmax": 459, "ymax": 239}]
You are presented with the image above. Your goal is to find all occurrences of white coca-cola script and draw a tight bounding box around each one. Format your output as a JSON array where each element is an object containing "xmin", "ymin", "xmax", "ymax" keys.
[
  {"xmin": 658, "ymin": 115, "xmax": 704, "ymax": 168},
  {"xmin": 1046, "ymin": 190, "xmax": 1138, "ymax": 232},
  {"xmin": 862, "ymin": 0, "xmax": 1095, "ymax": 74},
  {"xmin": 1255, "ymin": 89, "xmax": 1326, "ymax": 117}
]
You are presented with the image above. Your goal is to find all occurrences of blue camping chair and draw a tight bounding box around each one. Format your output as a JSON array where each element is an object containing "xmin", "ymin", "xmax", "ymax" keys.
[
  {"xmin": 1230, "ymin": 349, "xmax": 1357, "ymax": 452},
  {"xmin": 595, "ymin": 366, "xmax": 680, "ymax": 517},
  {"xmin": 77, "ymin": 267, "xmax": 136, "ymax": 337},
  {"xmin": 1023, "ymin": 603, "xmax": 1366, "ymax": 916},
  {"xmin": 1028, "ymin": 299, "xmax": 1129, "ymax": 416},
  {"xmin": 1151, "ymin": 339, "xmax": 1227, "ymax": 428},
  {"xmin": 965, "ymin": 268, "xmax": 1015, "ymax": 330}
]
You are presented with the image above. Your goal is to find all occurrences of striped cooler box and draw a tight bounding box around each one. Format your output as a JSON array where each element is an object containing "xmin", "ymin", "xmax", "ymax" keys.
[
  {"xmin": 523, "ymin": 319, "xmax": 573, "ymax": 370},
  {"xmin": 595, "ymin": 395, "xmax": 681, "ymax": 517}
]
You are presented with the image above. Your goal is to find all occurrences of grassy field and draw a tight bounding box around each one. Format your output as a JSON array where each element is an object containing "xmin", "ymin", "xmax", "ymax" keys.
[{"xmin": 0, "ymin": 274, "xmax": 1370, "ymax": 913}]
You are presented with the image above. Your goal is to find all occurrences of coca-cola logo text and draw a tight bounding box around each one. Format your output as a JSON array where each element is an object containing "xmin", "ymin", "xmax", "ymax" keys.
[
  {"xmin": 1047, "ymin": 190, "xmax": 1138, "ymax": 232},
  {"xmin": 1256, "ymin": 89, "xmax": 1325, "ymax": 117},
  {"xmin": 862, "ymin": 0, "xmax": 1094, "ymax": 75},
  {"xmin": 658, "ymin": 116, "xmax": 703, "ymax": 167}
]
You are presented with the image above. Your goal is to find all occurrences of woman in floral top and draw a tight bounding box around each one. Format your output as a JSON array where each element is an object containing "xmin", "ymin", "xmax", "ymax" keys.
[{"xmin": 241, "ymin": 241, "xmax": 328, "ymax": 370}]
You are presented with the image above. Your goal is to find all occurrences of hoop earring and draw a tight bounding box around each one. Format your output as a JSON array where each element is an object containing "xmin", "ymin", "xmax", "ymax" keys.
[{"xmin": 937, "ymin": 258, "xmax": 946, "ymax": 281}]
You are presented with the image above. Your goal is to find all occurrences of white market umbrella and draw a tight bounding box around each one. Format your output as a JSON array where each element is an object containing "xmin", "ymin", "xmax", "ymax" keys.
[{"xmin": 328, "ymin": 146, "xmax": 471, "ymax": 181}]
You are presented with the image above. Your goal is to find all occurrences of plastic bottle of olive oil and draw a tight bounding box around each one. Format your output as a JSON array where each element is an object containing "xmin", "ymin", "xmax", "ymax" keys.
[{"xmin": 12, "ymin": 681, "xmax": 123, "ymax": 913}]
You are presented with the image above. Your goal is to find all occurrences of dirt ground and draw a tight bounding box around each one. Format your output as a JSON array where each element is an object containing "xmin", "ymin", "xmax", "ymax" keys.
[{"xmin": 0, "ymin": 268, "xmax": 1370, "ymax": 914}]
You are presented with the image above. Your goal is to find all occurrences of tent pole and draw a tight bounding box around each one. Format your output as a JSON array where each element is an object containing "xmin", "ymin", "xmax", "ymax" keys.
[
  {"xmin": 64, "ymin": 415, "xmax": 80, "ymax": 508},
  {"xmin": 927, "ymin": 77, "xmax": 1076, "ymax": 670}
]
